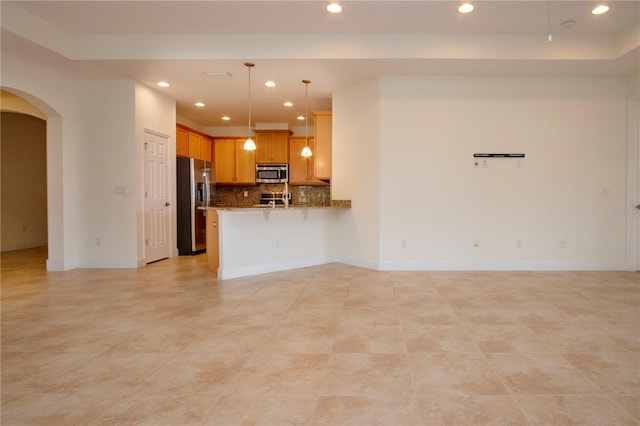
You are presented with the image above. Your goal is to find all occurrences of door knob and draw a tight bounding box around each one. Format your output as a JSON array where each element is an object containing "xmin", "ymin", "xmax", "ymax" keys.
[{"xmin": 165, "ymin": 202, "xmax": 171, "ymax": 207}]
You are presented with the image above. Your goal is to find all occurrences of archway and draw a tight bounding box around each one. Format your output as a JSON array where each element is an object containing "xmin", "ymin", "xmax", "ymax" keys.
[{"xmin": 1, "ymin": 88, "xmax": 65, "ymax": 271}]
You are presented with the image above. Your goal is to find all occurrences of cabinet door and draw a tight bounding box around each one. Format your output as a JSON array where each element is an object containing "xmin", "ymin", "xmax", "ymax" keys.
[
  {"xmin": 188, "ymin": 132, "xmax": 202, "ymax": 159},
  {"xmin": 254, "ymin": 133, "xmax": 272, "ymax": 164},
  {"xmin": 289, "ymin": 137, "xmax": 310, "ymax": 184},
  {"xmin": 176, "ymin": 127, "xmax": 189, "ymax": 157},
  {"xmin": 270, "ymin": 132, "xmax": 289, "ymax": 163},
  {"xmin": 235, "ymin": 140, "xmax": 256, "ymax": 184},
  {"xmin": 313, "ymin": 111, "xmax": 332, "ymax": 180},
  {"xmin": 214, "ymin": 139, "xmax": 236, "ymax": 183},
  {"xmin": 201, "ymin": 136, "xmax": 211, "ymax": 162}
]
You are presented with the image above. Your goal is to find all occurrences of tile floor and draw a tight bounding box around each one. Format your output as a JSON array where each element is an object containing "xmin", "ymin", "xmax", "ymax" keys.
[{"xmin": 1, "ymin": 247, "xmax": 639, "ymax": 425}]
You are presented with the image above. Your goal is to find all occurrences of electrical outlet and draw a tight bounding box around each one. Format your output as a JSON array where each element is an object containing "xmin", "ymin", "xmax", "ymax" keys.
[
  {"xmin": 482, "ymin": 160, "xmax": 488, "ymax": 168},
  {"xmin": 560, "ymin": 240, "xmax": 566, "ymax": 248},
  {"xmin": 473, "ymin": 238, "xmax": 480, "ymax": 247},
  {"xmin": 243, "ymin": 190, "xmax": 248, "ymax": 197},
  {"xmin": 400, "ymin": 240, "xmax": 407, "ymax": 248},
  {"xmin": 96, "ymin": 237, "xmax": 101, "ymax": 247},
  {"xmin": 275, "ymin": 240, "xmax": 280, "ymax": 248},
  {"xmin": 515, "ymin": 239, "xmax": 522, "ymax": 248}
]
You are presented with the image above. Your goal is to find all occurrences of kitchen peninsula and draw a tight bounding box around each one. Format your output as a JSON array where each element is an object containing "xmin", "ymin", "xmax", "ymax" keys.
[{"xmin": 206, "ymin": 202, "xmax": 351, "ymax": 280}]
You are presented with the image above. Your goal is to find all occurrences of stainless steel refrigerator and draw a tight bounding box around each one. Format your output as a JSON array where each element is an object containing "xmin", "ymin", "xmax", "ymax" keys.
[{"xmin": 177, "ymin": 157, "xmax": 215, "ymax": 255}]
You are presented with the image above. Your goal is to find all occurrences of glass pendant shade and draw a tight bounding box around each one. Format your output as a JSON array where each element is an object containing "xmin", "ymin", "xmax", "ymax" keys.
[
  {"xmin": 301, "ymin": 79, "xmax": 312, "ymax": 157},
  {"xmin": 244, "ymin": 62, "xmax": 256, "ymax": 151},
  {"xmin": 244, "ymin": 137, "xmax": 256, "ymax": 151}
]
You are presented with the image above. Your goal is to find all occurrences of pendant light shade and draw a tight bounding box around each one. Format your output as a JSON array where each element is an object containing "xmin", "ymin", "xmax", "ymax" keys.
[
  {"xmin": 243, "ymin": 62, "xmax": 256, "ymax": 151},
  {"xmin": 301, "ymin": 79, "xmax": 312, "ymax": 158}
]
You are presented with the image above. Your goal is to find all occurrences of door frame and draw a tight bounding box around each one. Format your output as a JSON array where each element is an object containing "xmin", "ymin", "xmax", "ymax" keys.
[
  {"xmin": 627, "ymin": 94, "xmax": 639, "ymax": 271},
  {"xmin": 142, "ymin": 128, "xmax": 172, "ymax": 264}
]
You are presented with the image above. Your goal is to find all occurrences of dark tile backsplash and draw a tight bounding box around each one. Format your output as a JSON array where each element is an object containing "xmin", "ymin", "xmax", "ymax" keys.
[{"xmin": 215, "ymin": 184, "xmax": 331, "ymax": 207}]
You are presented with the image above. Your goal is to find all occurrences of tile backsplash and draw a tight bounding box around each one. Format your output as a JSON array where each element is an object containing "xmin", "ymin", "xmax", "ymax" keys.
[{"xmin": 215, "ymin": 184, "xmax": 330, "ymax": 207}]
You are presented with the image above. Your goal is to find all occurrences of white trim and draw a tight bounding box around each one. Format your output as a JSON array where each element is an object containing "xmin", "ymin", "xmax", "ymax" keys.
[
  {"xmin": 377, "ymin": 260, "xmax": 628, "ymax": 271},
  {"xmin": 627, "ymin": 95, "xmax": 640, "ymax": 271},
  {"xmin": 45, "ymin": 259, "xmax": 65, "ymax": 271}
]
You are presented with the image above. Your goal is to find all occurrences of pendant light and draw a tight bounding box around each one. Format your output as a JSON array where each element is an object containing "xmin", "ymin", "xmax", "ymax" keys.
[
  {"xmin": 301, "ymin": 79, "xmax": 312, "ymax": 157},
  {"xmin": 243, "ymin": 62, "xmax": 256, "ymax": 151}
]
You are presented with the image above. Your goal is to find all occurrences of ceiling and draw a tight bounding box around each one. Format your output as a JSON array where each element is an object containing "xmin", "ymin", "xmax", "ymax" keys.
[{"xmin": 2, "ymin": 0, "xmax": 639, "ymax": 130}]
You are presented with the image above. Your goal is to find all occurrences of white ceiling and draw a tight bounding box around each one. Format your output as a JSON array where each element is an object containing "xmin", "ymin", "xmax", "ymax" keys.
[{"xmin": 2, "ymin": 0, "xmax": 639, "ymax": 129}]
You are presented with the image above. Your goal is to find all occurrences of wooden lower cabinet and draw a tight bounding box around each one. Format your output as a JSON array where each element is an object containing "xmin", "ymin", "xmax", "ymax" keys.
[
  {"xmin": 214, "ymin": 138, "xmax": 256, "ymax": 185},
  {"xmin": 206, "ymin": 209, "xmax": 219, "ymax": 274}
]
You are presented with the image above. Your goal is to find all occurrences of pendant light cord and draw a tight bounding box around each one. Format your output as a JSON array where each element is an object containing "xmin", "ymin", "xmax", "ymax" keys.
[{"xmin": 246, "ymin": 63, "xmax": 253, "ymax": 137}]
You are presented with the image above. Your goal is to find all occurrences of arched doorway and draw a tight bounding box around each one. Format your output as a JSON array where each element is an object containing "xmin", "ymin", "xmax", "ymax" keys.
[{"xmin": 1, "ymin": 88, "xmax": 65, "ymax": 271}]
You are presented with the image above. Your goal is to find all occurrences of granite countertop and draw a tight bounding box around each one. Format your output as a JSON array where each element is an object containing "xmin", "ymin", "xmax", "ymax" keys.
[{"xmin": 205, "ymin": 200, "xmax": 351, "ymax": 211}]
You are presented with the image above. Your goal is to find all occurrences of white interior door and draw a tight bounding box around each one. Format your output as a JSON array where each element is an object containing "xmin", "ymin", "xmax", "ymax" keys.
[{"xmin": 144, "ymin": 131, "xmax": 170, "ymax": 263}]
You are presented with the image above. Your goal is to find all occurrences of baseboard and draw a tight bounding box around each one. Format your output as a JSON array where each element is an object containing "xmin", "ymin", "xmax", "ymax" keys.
[
  {"xmin": 46, "ymin": 259, "xmax": 66, "ymax": 271},
  {"xmin": 376, "ymin": 260, "xmax": 629, "ymax": 271}
]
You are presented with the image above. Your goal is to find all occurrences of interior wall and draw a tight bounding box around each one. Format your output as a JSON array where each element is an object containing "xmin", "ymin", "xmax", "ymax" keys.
[
  {"xmin": 332, "ymin": 78, "xmax": 381, "ymax": 269},
  {"xmin": 376, "ymin": 75, "xmax": 630, "ymax": 270},
  {"xmin": 1, "ymin": 112, "xmax": 47, "ymax": 251},
  {"xmin": 75, "ymin": 79, "xmax": 139, "ymax": 268}
]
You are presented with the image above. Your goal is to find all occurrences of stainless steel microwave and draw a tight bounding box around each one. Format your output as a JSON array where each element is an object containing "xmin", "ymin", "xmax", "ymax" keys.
[{"xmin": 256, "ymin": 164, "xmax": 289, "ymax": 183}]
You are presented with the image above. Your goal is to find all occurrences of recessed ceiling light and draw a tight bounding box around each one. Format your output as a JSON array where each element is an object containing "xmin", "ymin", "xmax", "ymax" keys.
[
  {"xmin": 265, "ymin": 81, "xmax": 277, "ymax": 87},
  {"xmin": 592, "ymin": 4, "xmax": 610, "ymax": 15},
  {"xmin": 297, "ymin": 115, "xmax": 305, "ymax": 121},
  {"xmin": 283, "ymin": 101, "xmax": 293, "ymax": 107},
  {"xmin": 156, "ymin": 81, "xmax": 170, "ymax": 88},
  {"xmin": 326, "ymin": 2, "xmax": 342, "ymax": 13},
  {"xmin": 195, "ymin": 102, "xmax": 205, "ymax": 107},
  {"xmin": 221, "ymin": 116, "xmax": 231, "ymax": 121},
  {"xmin": 458, "ymin": 3, "xmax": 474, "ymax": 14}
]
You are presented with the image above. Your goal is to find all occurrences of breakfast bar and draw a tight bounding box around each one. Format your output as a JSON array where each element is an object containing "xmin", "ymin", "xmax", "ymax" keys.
[{"xmin": 206, "ymin": 203, "xmax": 350, "ymax": 280}]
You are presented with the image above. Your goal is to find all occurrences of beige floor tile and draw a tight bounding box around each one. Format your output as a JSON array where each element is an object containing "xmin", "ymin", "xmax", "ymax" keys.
[
  {"xmin": 332, "ymin": 325, "xmax": 406, "ymax": 353},
  {"xmin": 417, "ymin": 394, "xmax": 530, "ymax": 426},
  {"xmin": 258, "ymin": 325, "xmax": 337, "ymax": 353},
  {"xmin": 183, "ymin": 325, "xmax": 271, "ymax": 352},
  {"xmin": 91, "ymin": 393, "xmax": 219, "ymax": 426},
  {"xmin": 313, "ymin": 395, "xmax": 422, "ymax": 426},
  {"xmin": 403, "ymin": 325, "xmax": 481, "ymax": 353},
  {"xmin": 3, "ymin": 249, "xmax": 639, "ymax": 425},
  {"xmin": 408, "ymin": 353, "xmax": 507, "ymax": 396},
  {"xmin": 396, "ymin": 304, "xmax": 460, "ymax": 325},
  {"xmin": 137, "ymin": 352, "xmax": 250, "ymax": 395},
  {"xmin": 515, "ymin": 395, "xmax": 638, "ymax": 426},
  {"xmin": 43, "ymin": 352, "xmax": 174, "ymax": 395},
  {"xmin": 611, "ymin": 395, "xmax": 640, "ymax": 421},
  {"xmin": 466, "ymin": 325, "xmax": 554, "ymax": 353},
  {"xmin": 563, "ymin": 352, "xmax": 640, "ymax": 394},
  {"xmin": 487, "ymin": 353, "xmax": 602, "ymax": 394},
  {"xmin": 321, "ymin": 353, "xmax": 414, "ymax": 397},
  {"xmin": 229, "ymin": 353, "xmax": 329, "ymax": 396},
  {"xmin": 206, "ymin": 395, "xmax": 317, "ymax": 426}
]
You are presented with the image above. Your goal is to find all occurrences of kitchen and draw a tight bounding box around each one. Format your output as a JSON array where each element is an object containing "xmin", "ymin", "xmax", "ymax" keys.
[{"xmin": 176, "ymin": 107, "xmax": 352, "ymax": 278}]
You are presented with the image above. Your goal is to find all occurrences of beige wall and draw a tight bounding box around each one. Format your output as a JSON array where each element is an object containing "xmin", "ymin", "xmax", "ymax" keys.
[{"xmin": 1, "ymin": 112, "xmax": 47, "ymax": 251}]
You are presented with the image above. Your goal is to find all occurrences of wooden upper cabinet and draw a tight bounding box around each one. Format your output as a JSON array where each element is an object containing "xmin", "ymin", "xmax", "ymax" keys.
[
  {"xmin": 289, "ymin": 137, "xmax": 328, "ymax": 185},
  {"xmin": 188, "ymin": 132, "xmax": 201, "ymax": 159},
  {"xmin": 214, "ymin": 138, "xmax": 256, "ymax": 185},
  {"xmin": 176, "ymin": 127, "xmax": 189, "ymax": 157},
  {"xmin": 312, "ymin": 111, "xmax": 332, "ymax": 180},
  {"xmin": 254, "ymin": 130, "xmax": 292, "ymax": 164},
  {"xmin": 177, "ymin": 124, "xmax": 213, "ymax": 161},
  {"xmin": 201, "ymin": 136, "xmax": 212, "ymax": 162}
]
